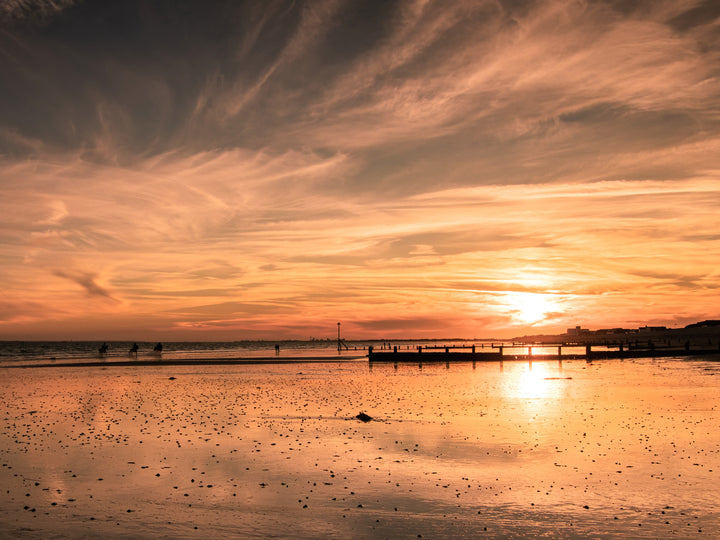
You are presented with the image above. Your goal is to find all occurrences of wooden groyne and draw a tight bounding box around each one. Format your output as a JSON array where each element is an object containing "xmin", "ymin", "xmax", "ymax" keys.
[
  {"xmin": 369, "ymin": 351, "xmax": 503, "ymax": 363},
  {"xmin": 368, "ymin": 344, "xmax": 502, "ymax": 363},
  {"xmin": 367, "ymin": 344, "xmax": 720, "ymax": 363}
]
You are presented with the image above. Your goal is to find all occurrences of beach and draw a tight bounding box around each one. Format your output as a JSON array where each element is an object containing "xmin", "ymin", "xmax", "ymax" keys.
[{"xmin": 2, "ymin": 356, "xmax": 720, "ymax": 538}]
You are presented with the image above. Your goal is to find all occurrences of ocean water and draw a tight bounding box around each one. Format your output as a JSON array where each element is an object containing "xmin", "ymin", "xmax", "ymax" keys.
[
  {"xmin": 0, "ymin": 339, "xmax": 499, "ymax": 366},
  {"xmin": 0, "ymin": 341, "xmax": 365, "ymax": 367},
  {"xmin": 0, "ymin": 340, "xmax": 607, "ymax": 367},
  {"xmin": 2, "ymin": 355, "xmax": 720, "ymax": 538}
]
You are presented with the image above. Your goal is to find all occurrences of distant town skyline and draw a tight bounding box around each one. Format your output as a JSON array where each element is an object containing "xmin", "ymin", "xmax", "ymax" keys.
[{"xmin": 1, "ymin": 1, "xmax": 720, "ymax": 341}]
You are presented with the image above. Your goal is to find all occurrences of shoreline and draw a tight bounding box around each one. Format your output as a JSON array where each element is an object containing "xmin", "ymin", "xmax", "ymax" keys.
[{"xmin": 0, "ymin": 355, "xmax": 368, "ymax": 369}]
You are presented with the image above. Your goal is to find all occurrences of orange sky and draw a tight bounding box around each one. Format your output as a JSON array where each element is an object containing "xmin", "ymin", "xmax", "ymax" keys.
[{"xmin": 1, "ymin": 1, "xmax": 719, "ymax": 340}]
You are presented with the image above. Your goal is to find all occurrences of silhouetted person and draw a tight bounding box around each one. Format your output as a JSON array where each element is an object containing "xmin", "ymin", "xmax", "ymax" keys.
[
  {"xmin": 153, "ymin": 342, "xmax": 163, "ymax": 352},
  {"xmin": 98, "ymin": 342, "xmax": 108, "ymax": 354},
  {"xmin": 130, "ymin": 343, "xmax": 139, "ymax": 356},
  {"xmin": 275, "ymin": 344, "xmax": 280, "ymax": 355}
]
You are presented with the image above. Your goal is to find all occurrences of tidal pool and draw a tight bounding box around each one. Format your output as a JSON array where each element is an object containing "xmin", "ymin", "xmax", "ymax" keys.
[{"xmin": 1, "ymin": 357, "xmax": 719, "ymax": 538}]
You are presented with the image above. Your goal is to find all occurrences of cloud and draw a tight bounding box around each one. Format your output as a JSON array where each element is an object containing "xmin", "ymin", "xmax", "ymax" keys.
[
  {"xmin": 1, "ymin": 1, "xmax": 720, "ymax": 338},
  {"xmin": 0, "ymin": 299, "xmax": 50, "ymax": 323},
  {"xmin": 53, "ymin": 269, "xmax": 117, "ymax": 301},
  {"xmin": 354, "ymin": 316, "xmax": 466, "ymax": 333},
  {"xmin": 0, "ymin": 0, "xmax": 75, "ymax": 22}
]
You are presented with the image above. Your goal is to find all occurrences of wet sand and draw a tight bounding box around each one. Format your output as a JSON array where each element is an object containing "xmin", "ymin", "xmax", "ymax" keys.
[{"xmin": 1, "ymin": 357, "xmax": 719, "ymax": 538}]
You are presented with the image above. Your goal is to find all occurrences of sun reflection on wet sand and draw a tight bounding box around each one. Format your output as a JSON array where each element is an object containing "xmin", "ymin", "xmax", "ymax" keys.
[
  {"xmin": 508, "ymin": 361, "xmax": 557, "ymax": 399},
  {"xmin": 1, "ymin": 359, "xmax": 720, "ymax": 538}
]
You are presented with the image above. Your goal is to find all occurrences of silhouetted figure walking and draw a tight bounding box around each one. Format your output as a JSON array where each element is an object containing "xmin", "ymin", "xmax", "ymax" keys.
[
  {"xmin": 130, "ymin": 343, "xmax": 139, "ymax": 356},
  {"xmin": 275, "ymin": 344, "xmax": 280, "ymax": 355},
  {"xmin": 154, "ymin": 342, "xmax": 163, "ymax": 353},
  {"xmin": 98, "ymin": 342, "xmax": 108, "ymax": 354}
]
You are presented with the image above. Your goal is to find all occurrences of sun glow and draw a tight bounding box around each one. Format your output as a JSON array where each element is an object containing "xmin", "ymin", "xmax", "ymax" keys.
[{"xmin": 508, "ymin": 292, "xmax": 555, "ymax": 324}]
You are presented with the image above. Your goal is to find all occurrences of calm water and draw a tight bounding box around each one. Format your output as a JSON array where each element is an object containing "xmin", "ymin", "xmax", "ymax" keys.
[
  {"xmin": 0, "ymin": 340, "xmax": 365, "ymax": 365},
  {"xmin": 2, "ymin": 356, "xmax": 719, "ymax": 538},
  {"xmin": 0, "ymin": 340, "xmax": 497, "ymax": 366},
  {"xmin": 0, "ymin": 340, "xmax": 608, "ymax": 367}
]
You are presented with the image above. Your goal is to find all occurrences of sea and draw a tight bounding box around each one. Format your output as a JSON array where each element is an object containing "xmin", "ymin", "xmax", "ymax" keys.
[
  {"xmin": 0, "ymin": 340, "xmax": 627, "ymax": 367},
  {"xmin": 0, "ymin": 339, "xmax": 481, "ymax": 367},
  {"xmin": 0, "ymin": 340, "xmax": 354, "ymax": 366}
]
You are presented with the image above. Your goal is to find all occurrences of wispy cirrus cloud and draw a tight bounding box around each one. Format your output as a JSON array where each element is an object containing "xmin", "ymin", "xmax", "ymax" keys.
[{"xmin": 0, "ymin": 0, "xmax": 75, "ymax": 22}]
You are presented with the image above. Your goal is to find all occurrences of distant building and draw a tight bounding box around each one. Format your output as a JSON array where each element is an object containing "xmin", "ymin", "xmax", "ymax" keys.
[{"xmin": 567, "ymin": 326, "xmax": 590, "ymax": 336}]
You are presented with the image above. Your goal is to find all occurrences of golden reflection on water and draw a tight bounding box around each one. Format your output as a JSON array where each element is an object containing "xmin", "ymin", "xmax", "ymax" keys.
[{"xmin": 509, "ymin": 361, "xmax": 557, "ymax": 400}]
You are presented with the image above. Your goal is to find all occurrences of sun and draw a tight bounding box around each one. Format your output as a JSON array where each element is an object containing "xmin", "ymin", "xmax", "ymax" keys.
[{"xmin": 508, "ymin": 292, "xmax": 554, "ymax": 324}]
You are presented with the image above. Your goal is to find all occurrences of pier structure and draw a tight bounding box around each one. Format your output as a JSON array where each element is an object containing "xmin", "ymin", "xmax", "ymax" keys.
[
  {"xmin": 368, "ymin": 344, "xmax": 502, "ymax": 364},
  {"xmin": 367, "ymin": 341, "xmax": 720, "ymax": 363}
]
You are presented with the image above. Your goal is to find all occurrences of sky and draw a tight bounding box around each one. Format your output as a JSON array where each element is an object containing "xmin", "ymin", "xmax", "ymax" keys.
[{"xmin": 1, "ymin": 0, "xmax": 719, "ymax": 341}]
